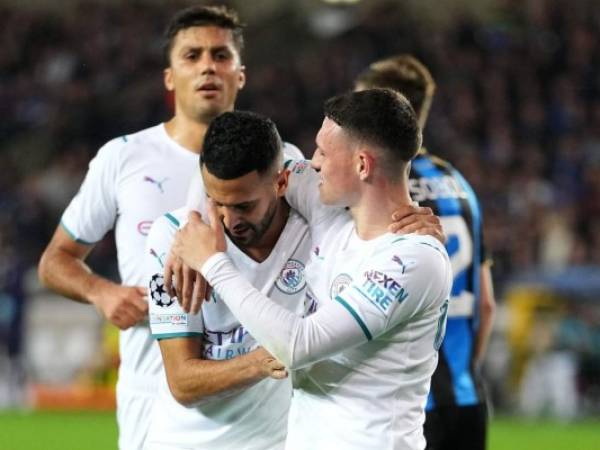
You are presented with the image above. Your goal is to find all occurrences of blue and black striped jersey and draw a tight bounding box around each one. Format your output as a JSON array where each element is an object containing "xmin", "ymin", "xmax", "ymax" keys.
[{"xmin": 410, "ymin": 151, "xmax": 487, "ymax": 409}]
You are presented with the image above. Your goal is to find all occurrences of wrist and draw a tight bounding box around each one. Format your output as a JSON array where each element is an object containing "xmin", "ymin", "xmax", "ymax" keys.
[
  {"xmin": 248, "ymin": 348, "xmax": 270, "ymax": 380},
  {"xmin": 86, "ymin": 275, "xmax": 114, "ymax": 306},
  {"xmin": 200, "ymin": 252, "xmax": 230, "ymax": 280}
]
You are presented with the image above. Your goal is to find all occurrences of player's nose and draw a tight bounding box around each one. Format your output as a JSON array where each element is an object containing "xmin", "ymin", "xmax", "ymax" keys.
[
  {"xmin": 199, "ymin": 53, "xmax": 217, "ymax": 74},
  {"xmin": 310, "ymin": 155, "xmax": 322, "ymax": 172},
  {"xmin": 220, "ymin": 208, "xmax": 239, "ymax": 231}
]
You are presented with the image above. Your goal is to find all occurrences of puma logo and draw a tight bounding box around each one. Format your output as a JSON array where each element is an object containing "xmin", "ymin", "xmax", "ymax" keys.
[{"xmin": 144, "ymin": 176, "xmax": 168, "ymax": 193}]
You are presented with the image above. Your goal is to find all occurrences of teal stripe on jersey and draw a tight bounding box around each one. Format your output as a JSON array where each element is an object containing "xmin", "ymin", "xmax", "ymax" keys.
[
  {"xmin": 154, "ymin": 332, "xmax": 202, "ymax": 340},
  {"xmin": 165, "ymin": 212, "xmax": 180, "ymax": 227},
  {"xmin": 335, "ymin": 296, "xmax": 373, "ymax": 341},
  {"xmin": 121, "ymin": 135, "xmax": 128, "ymax": 142},
  {"xmin": 418, "ymin": 241, "xmax": 445, "ymax": 255},
  {"xmin": 60, "ymin": 220, "xmax": 96, "ymax": 245}
]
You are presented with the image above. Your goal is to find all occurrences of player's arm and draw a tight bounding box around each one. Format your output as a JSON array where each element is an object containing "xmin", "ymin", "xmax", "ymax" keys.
[
  {"xmin": 283, "ymin": 160, "xmax": 335, "ymax": 225},
  {"xmin": 198, "ymin": 239, "xmax": 451, "ymax": 369},
  {"xmin": 158, "ymin": 337, "xmax": 286, "ymax": 406},
  {"xmin": 173, "ymin": 209, "xmax": 451, "ymax": 368},
  {"xmin": 473, "ymin": 261, "xmax": 495, "ymax": 365},
  {"xmin": 38, "ymin": 140, "xmax": 147, "ymax": 330},
  {"xmin": 38, "ymin": 227, "xmax": 147, "ymax": 330},
  {"xmin": 147, "ymin": 213, "xmax": 286, "ymax": 406},
  {"xmin": 285, "ymin": 160, "xmax": 445, "ymax": 240}
]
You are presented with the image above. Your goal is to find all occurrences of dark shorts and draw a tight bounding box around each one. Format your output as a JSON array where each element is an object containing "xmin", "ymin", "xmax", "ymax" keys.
[{"xmin": 424, "ymin": 403, "xmax": 487, "ymax": 450}]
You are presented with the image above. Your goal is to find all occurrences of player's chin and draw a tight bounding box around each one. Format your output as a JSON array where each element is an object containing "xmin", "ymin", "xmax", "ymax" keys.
[
  {"xmin": 317, "ymin": 188, "xmax": 336, "ymax": 206},
  {"xmin": 195, "ymin": 102, "xmax": 226, "ymax": 120},
  {"xmin": 229, "ymin": 231, "xmax": 254, "ymax": 246}
]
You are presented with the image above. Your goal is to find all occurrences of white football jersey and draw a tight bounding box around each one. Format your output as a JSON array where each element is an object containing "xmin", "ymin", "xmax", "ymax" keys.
[
  {"xmin": 200, "ymin": 160, "xmax": 453, "ymax": 450},
  {"xmin": 60, "ymin": 124, "xmax": 198, "ymax": 400},
  {"xmin": 145, "ymin": 205, "xmax": 312, "ymax": 450},
  {"xmin": 286, "ymin": 161, "xmax": 453, "ymax": 450}
]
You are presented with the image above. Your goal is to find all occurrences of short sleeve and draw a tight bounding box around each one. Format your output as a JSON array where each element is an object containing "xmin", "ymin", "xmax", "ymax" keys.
[
  {"xmin": 335, "ymin": 237, "xmax": 451, "ymax": 341},
  {"xmin": 146, "ymin": 211, "xmax": 204, "ymax": 339},
  {"xmin": 61, "ymin": 139, "xmax": 123, "ymax": 244}
]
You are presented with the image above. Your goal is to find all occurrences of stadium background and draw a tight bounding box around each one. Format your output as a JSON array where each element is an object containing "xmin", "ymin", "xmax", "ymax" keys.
[{"xmin": 1, "ymin": 0, "xmax": 599, "ymax": 448}]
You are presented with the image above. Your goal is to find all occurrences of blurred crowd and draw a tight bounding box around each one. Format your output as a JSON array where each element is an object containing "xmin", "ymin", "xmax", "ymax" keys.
[{"xmin": 1, "ymin": 0, "xmax": 600, "ymax": 409}]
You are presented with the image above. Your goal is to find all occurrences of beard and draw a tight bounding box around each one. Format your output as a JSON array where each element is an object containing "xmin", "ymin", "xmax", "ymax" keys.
[{"xmin": 224, "ymin": 198, "xmax": 279, "ymax": 248}]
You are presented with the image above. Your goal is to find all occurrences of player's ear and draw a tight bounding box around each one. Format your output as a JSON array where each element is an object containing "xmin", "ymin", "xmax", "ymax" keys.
[
  {"xmin": 164, "ymin": 68, "xmax": 174, "ymax": 91},
  {"xmin": 274, "ymin": 168, "xmax": 290, "ymax": 197},
  {"xmin": 237, "ymin": 65, "xmax": 246, "ymax": 90},
  {"xmin": 357, "ymin": 151, "xmax": 374, "ymax": 182}
]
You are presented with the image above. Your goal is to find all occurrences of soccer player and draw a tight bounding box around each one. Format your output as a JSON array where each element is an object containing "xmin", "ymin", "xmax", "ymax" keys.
[
  {"xmin": 355, "ymin": 55, "xmax": 496, "ymax": 450},
  {"xmin": 144, "ymin": 111, "xmax": 310, "ymax": 450},
  {"xmin": 173, "ymin": 89, "xmax": 453, "ymax": 450},
  {"xmin": 37, "ymin": 6, "xmax": 257, "ymax": 449}
]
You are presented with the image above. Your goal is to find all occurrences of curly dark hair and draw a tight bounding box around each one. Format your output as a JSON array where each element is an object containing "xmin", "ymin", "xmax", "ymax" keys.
[{"xmin": 201, "ymin": 110, "xmax": 283, "ymax": 180}]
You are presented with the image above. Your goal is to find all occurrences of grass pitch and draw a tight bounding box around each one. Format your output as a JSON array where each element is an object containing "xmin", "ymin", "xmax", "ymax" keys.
[
  {"xmin": 0, "ymin": 410, "xmax": 117, "ymax": 450},
  {"xmin": 0, "ymin": 411, "xmax": 598, "ymax": 450}
]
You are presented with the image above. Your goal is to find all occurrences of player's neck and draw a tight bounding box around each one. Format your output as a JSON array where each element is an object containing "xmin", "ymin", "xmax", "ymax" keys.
[
  {"xmin": 242, "ymin": 200, "xmax": 290, "ymax": 263},
  {"xmin": 164, "ymin": 115, "xmax": 209, "ymax": 154},
  {"xmin": 350, "ymin": 182, "xmax": 412, "ymax": 240}
]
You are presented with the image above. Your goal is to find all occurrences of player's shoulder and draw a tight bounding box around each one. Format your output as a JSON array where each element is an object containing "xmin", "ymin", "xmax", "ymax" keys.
[
  {"xmin": 148, "ymin": 206, "xmax": 187, "ymax": 243},
  {"xmin": 282, "ymin": 142, "xmax": 304, "ymax": 160},
  {"xmin": 283, "ymin": 158, "xmax": 321, "ymax": 196},
  {"xmin": 158, "ymin": 206, "xmax": 188, "ymax": 229},
  {"xmin": 116, "ymin": 123, "xmax": 163, "ymax": 146},
  {"xmin": 378, "ymin": 233, "xmax": 449, "ymax": 268},
  {"xmin": 284, "ymin": 158, "xmax": 314, "ymax": 176},
  {"xmin": 96, "ymin": 124, "xmax": 163, "ymax": 160},
  {"xmin": 367, "ymin": 235, "xmax": 451, "ymax": 300}
]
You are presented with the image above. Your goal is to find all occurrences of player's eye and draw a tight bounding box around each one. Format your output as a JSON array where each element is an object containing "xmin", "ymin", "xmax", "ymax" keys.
[
  {"xmin": 214, "ymin": 50, "xmax": 231, "ymax": 61},
  {"xmin": 235, "ymin": 203, "xmax": 253, "ymax": 212},
  {"xmin": 185, "ymin": 51, "xmax": 199, "ymax": 61}
]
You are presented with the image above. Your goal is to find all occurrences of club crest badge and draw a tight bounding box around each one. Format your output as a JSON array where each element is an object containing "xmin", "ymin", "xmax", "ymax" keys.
[
  {"xmin": 275, "ymin": 259, "xmax": 306, "ymax": 294},
  {"xmin": 330, "ymin": 273, "xmax": 353, "ymax": 298}
]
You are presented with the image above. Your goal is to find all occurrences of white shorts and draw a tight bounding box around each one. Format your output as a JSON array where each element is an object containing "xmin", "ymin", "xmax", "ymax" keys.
[{"xmin": 116, "ymin": 372, "xmax": 158, "ymax": 450}]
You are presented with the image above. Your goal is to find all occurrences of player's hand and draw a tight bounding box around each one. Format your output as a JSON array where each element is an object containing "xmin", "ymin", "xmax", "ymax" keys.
[
  {"xmin": 164, "ymin": 251, "xmax": 208, "ymax": 314},
  {"xmin": 253, "ymin": 347, "xmax": 288, "ymax": 380},
  {"xmin": 90, "ymin": 282, "xmax": 148, "ymax": 330},
  {"xmin": 172, "ymin": 201, "xmax": 227, "ymax": 272},
  {"xmin": 388, "ymin": 204, "xmax": 446, "ymax": 244}
]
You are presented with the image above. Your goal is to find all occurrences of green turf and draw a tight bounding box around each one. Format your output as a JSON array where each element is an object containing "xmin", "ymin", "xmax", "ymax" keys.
[
  {"xmin": 489, "ymin": 417, "xmax": 600, "ymax": 450},
  {"xmin": 0, "ymin": 411, "xmax": 599, "ymax": 450},
  {"xmin": 0, "ymin": 410, "xmax": 117, "ymax": 450}
]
